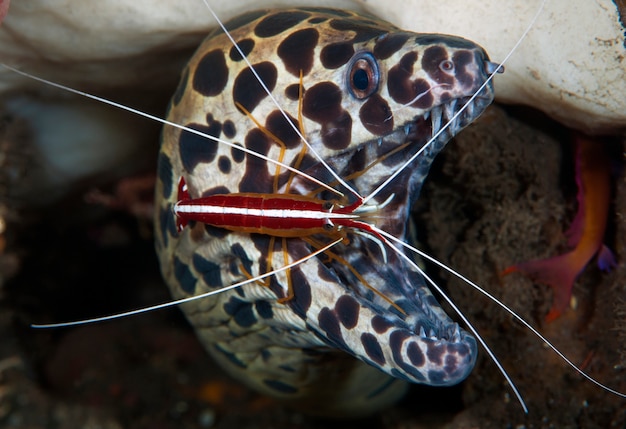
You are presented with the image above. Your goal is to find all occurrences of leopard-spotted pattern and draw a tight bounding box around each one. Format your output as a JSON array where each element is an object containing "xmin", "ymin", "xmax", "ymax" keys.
[{"xmin": 155, "ymin": 8, "xmax": 495, "ymax": 416}]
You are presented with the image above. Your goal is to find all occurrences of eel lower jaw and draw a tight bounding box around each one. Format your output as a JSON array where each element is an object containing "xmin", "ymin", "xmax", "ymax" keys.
[{"xmin": 327, "ymin": 250, "xmax": 478, "ymax": 385}]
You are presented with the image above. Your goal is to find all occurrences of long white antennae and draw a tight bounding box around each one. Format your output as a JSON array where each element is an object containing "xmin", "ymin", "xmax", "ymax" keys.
[
  {"xmin": 199, "ymin": 0, "xmax": 361, "ymax": 199},
  {"xmin": 0, "ymin": 63, "xmax": 342, "ymax": 197},
  {"xmin": 31, "ymin": 237, "xmax": 343, "ymax": 328},
  {"xmin": 375, "ymin": 226, "xmax": 626, "ymax": 401},
  {"xmin": 365, "ymin": 225, "xmax": 528, "ymax": 412},
  {"xmin": 361, "ymin": 0, "xmax": 547, "ymax": 206}
]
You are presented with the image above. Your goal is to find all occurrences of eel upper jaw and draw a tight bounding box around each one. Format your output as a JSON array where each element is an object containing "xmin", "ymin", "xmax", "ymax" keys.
[{"xmin": 319, "ymin": 88, "xmax": 494, "ymax": 299}]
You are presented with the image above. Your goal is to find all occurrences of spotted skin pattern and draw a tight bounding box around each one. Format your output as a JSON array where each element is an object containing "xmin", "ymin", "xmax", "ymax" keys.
[{"xmin": 155, "ymin": 8, "xmax": 495, "ymax": 416}]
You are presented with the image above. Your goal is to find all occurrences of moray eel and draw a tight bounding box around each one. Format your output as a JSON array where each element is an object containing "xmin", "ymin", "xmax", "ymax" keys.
[{"xmin": 154, "ymin": 8, "xmax": 496, "ymax": 416}]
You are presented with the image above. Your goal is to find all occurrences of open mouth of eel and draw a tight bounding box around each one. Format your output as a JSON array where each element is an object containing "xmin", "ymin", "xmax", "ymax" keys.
[{"xmin": 290, "ymin": 91, "xmax": 493, "ymax": 385}]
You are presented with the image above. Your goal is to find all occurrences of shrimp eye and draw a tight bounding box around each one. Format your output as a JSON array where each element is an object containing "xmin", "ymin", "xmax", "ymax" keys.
[
  {"xmin": 348, "ymin": 52, "xmax": 379, "ymax": 100},
  {"xmin": 322, "ymin": 201, "xmax": 334, "ymax": 212},
  {"xmin": 439, "ymin": 59, "xmax": 454, "ymax": 73}
]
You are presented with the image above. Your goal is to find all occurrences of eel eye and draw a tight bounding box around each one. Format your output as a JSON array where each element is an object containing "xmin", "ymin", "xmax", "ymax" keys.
[
  {"xmin": 439, "ymin": 59, "xmax": 455, "ymax": 73},
  {"xmin": 348, "ymin": 52, "xmax": 379, "ymax": 100}
]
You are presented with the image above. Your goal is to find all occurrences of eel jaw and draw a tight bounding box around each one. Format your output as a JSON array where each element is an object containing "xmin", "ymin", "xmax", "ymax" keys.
[{"xmin": 292, "ymin": 93, "xmax": 493, "ymax": 386}]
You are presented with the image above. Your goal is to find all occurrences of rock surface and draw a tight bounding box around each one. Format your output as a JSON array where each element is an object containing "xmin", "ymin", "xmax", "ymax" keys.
[{"xmin": 2, "ymin": 0, "xmax": 624, "ymax": 132}]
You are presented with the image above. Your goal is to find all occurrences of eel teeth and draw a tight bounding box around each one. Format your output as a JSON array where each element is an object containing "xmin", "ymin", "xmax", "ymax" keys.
[
  {"xmin": 443, "ymin": 99, "xmax": 457, "ymax": 123},
  {"xmin": 419, "ymin": 326, "xmax": 427, "ymax": 338},
  {"xmin": 415, "ymin": 323, "xmax": 463, "ymax": 343},
  {"xmin": 465, "ymin": 98, "xmax": 475, "ymax": 118},
  {"xmin": 451, "ymin": 324, "xmax": 461, "ymax": 342},
  {"xmin": 430, "ymin": 105, "xmax": 442, "ymax": 138}
]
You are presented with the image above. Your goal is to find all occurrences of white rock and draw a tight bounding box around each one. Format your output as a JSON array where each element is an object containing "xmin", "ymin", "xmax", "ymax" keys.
[
  {"xmin": 0, "ymin": 0, "xmax": 624, "ymax": 203},
  {"xmin": 3, "ymin": 0, "xmax": 624, "ymax": 132},
  {"xmin": 2, "ymin": 0, "xmax": 624, "ymax": 131},
  {"xmin": 362, "ymin": 0, "xmax": 626, "ymax": 134}
]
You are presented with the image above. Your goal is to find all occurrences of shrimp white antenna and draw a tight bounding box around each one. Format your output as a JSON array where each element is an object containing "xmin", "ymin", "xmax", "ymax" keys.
[
  {"xmin": 361, "ymin": 0, "xmax": 547, "ymax": 206},
  {"xmin": 373, "ymin": 226, "xmax": 626, "ymax": 403},
  {"xmin": 364, "ymin": 226, "xmax": 528, "ymax": 412},
  {"xmin": 199, "ymin": 0, "xmax": 362, "ymax": 200},
  {"xmin": 31, "ymin": 237, "xmax": 344, "ymax": 328},
  {"xmin": 0, "ymin": 63, "xmax": 342, "ymax": 197}
]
